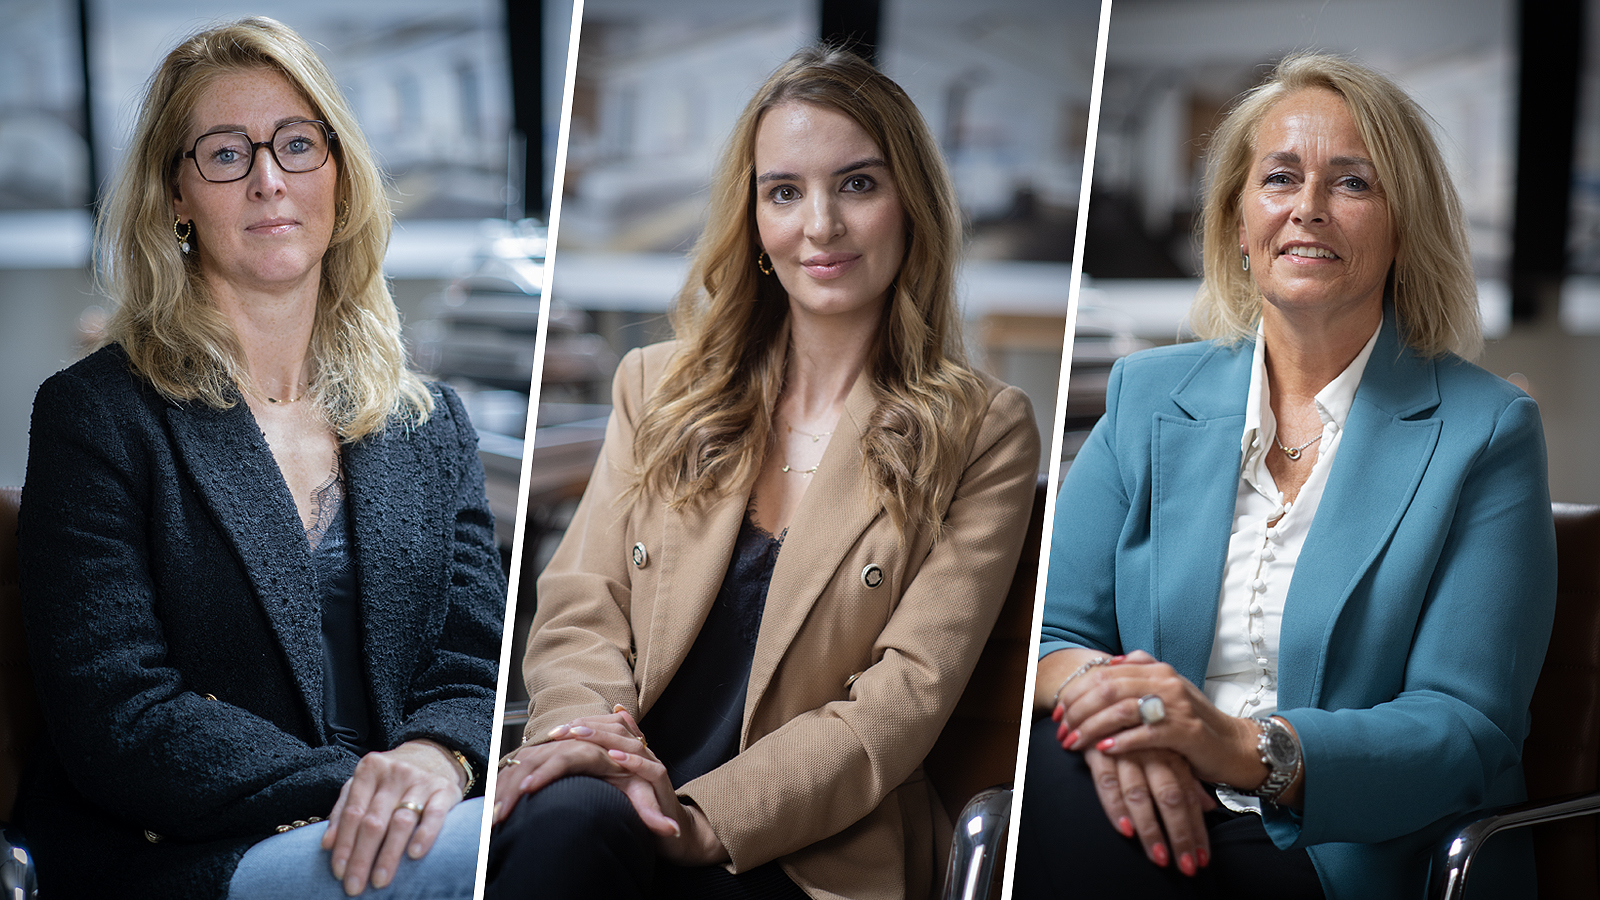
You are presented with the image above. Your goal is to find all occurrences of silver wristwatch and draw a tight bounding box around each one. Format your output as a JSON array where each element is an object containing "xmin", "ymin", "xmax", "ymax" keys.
[{"xmin": 1237, "ymin": 714, "xmax": 1300, "ymax": 803}]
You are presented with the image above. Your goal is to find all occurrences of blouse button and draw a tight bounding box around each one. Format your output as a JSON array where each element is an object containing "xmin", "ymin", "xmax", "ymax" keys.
[
  {"xmin": 1251, "ymin": 578, "xmax": 1266, "ymax": 593},
  {"xmin": 861, "ymin": 564, "xmax": 884, "ymax": 589},
  {"xmin": 631, "ymin": 542, "xmax": 648, "ymax": 568},
  {"xmin": 1249, "ymin": 603, "xmax": 1262, "ymax": 615},
  {"xmin": 1256, "ymin": 657, "xmax": 1269, "ymax": 666}
]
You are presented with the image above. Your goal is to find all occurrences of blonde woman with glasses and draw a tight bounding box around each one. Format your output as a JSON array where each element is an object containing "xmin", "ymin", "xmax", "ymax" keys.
[{"xmin": 16, "ymin": 18, "xmax": 501, "ymax": 900}]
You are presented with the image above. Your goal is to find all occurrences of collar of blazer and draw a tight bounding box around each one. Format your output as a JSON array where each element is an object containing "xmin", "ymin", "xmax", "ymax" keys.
[
  {"xmin": 1151, "ymin": 304, "xmax": 1443, "ymax": 709},
  {"xmin": 636, "ymin": 361, "xmax": 885, "ymax": 743}
]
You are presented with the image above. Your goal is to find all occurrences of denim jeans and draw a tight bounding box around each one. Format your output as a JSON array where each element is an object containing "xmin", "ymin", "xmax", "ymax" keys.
[{"xmin": 227, "ymin": 796, "xmax": 484, "ymax": 900}]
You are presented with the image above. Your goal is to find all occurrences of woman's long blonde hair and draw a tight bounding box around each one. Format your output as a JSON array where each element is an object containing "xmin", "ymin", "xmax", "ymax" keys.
[
  {"xmin": 98, "ymin": 16, "xmax": 431, "ymax": 439},
  {"xmin": 630, "ymin": 45, "xmax": 988, "ymax": 538},
  {"xmin": 1193, "ymin": 52, "xmax": 1482, "ymax": 359}
]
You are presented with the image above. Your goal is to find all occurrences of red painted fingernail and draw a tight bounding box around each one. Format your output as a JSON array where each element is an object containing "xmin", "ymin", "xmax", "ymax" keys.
[
  {"xmin": 1096, "ymin": 737, "xmax": 1115, "ymax": 751},
  {"xmin": 1056, "ymin": 721, "xmax": 1069, "ymax": 744},
  {"xmin": 1117, "ymin": 816, "xmax": 1134, "ymax": 838},
  {"xmin": 1179, "ymin": 852, "xmax": 1196, "ymax": 877},
  {"xmin": 1197, "ymin": 847, "xmax": 1210, "ymax": 868},
  {"xmin": 1110, "ymin": 654, "xmax": 1127, "ymax": 663},
  {"xmin": 1063, "ymin": 729, "xmax": 1080, "ymax": 749},
  {"xmin": 1051, "ymin": 704, "xmax": 1064, "ymax": 723},
  {"xmin": 1152, "ymin": 842, "xmax": 1169, "ymax": 867}
]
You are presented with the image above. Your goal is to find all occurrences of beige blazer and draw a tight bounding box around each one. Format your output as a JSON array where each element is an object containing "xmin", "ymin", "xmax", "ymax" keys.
[{"xmin": 523, "ymin": 341, "xmax": 1039, "ymax": 900}]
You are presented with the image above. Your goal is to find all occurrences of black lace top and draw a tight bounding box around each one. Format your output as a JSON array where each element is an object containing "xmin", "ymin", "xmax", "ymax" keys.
[
  {"xmin": 308, "ymin": 464, "xmax": 372, "ymax": 755},
  {"xmin": 640, "ymin": 511, "xmax": 783, "ymax": 787}
]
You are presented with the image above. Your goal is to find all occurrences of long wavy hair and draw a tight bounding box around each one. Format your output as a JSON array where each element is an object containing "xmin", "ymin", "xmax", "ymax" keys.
[
  {"xmin": 98, "ymin": 16, "xmax": 431, "ymax": 439},
  {"xmin": 629, "ymin": 45, "xmax": 988, "ymax": 539},
  {"xmin": 1193, "ymin": 52, "xmax": 1482, "ymax": 359}
]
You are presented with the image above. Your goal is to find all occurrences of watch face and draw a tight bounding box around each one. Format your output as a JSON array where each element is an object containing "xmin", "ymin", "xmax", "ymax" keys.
[{"xmin": 1267, "ymin": 728, "xmax": 1298, "ymax": 765}]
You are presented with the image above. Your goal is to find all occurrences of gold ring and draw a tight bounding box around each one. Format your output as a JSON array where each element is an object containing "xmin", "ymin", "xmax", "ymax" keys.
[
  {"xmin": 498, "ymin": 754, "xmax": 522, "ymax": 770},
  {"xmin": 397, "ymin": 800, "xmax": 426, "ymax": 815}
]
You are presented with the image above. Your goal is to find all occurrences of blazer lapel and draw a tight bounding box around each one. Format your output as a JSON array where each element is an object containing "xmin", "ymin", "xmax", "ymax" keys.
[
  {"xmin": 1153, "ymin": 344, "xmax": 1252, "ymax": 685},
  {"xmin": 343, "ymin": 426, "xmax": 442, "ymax": 720},
  {"xmin": 637, "ymin": 481, "xmax": 749, "ymax": 711},
  {"xmin": 1277, "ymin": 313, "xmax": 1441, "ymax": 709},
  {"xmin": 164, "ymin": 399, "xmax": 324, "ymax": 724},
  {"xmin": 743, "ymin": 370, "xmax": 882, "ymax": 726}
]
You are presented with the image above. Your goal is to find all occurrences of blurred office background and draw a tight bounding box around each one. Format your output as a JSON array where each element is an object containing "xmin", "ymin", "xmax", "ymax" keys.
[
  {"xmin": 1070, "ymin": 0, "xmax": 1600, "ymax": 505},
  {"xmin": 511, "ymin": 0, "xmax": 1099, "ymax": 701},
  {"xmin": 0, "ymin": 0, "xmax": 576, "ymax": 553}
]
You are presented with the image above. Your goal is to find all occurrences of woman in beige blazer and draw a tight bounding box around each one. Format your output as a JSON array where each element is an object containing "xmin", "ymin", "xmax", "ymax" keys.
[{"xmin": 486, "ymin": 45, "xmax": 1039, "ymax": 900}]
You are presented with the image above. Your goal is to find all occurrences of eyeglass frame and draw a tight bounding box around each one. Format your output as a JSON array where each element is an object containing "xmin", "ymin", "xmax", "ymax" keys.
[{"xmin": 179, "ymin": 120, "xmax": 339, "ymax": 184}]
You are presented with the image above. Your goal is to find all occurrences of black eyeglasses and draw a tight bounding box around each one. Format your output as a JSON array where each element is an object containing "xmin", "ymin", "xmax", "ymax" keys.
[{"xmin": 181, "ymin": 120, "xmax": 337, "ymax": 183}]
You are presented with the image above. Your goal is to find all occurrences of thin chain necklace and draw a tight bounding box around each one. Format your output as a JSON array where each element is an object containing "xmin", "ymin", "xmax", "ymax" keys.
[
  {"xmin": 787, "ymin": 423, "xmax": 833, "ymax": 443},
  {"xmin": 244, "ymin": 380, "xmax": 308, "ymax": 405},
  {"xmin": 1275, "ymin": 432, "xmax": 1322, "ymax": 461},
  {"xmin": 780, "ymin": 461, "xmax": 819, "ymax": 476}
]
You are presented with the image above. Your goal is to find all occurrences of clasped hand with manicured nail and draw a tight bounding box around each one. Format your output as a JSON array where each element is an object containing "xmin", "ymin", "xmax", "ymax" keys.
[
  {"xmin": 492, "ymin": 706, "xmax": 726, "ymax": 866},
  {"xmin": 1043, "ymin": 648, "xmax": 1298, "ymax": 877}
]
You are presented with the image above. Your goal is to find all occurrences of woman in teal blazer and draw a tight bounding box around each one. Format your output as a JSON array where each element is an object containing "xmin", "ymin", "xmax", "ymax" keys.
[{"xmin": 1017, "ymin": 54, "xmax": 1555, "ymax": 900}]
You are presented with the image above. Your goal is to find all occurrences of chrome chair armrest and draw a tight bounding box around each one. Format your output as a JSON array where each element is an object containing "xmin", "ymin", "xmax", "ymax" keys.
[
  {"xmin": 1429, "ymin": 789, "xmax": 1600, "ymax": 900},
  {"xmin": 0, "ymin": 823, "xmax": 37, "ymax": 899},
  {"xmin": 941, "ymin": 785, "xmax": 1012, "ymax": 900}
]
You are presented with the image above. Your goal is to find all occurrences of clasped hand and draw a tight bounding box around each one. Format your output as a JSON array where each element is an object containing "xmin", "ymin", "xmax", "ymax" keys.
[
  {"xmin": 1049, "ymin": 650, "xmax": 1264, "ymax": 878},
  {"xmin": 491, "ymin": 706, "xmax": 726, "ymax": 866},
  {"xmin": 321, "ymin": 739, "xmax": 466, "ymax": 896}
]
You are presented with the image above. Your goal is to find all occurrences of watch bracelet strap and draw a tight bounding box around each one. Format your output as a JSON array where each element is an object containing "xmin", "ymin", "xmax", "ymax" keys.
[{"xmin": 1218, "ymin": 716, "xmax": 1299, "ymax": 803}]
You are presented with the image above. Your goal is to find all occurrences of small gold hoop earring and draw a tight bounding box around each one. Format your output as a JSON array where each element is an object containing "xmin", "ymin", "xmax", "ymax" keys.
[
  {"xmin": 332, "ymin": 200, "xmax": 349, "ymax": 235},
  {"xmin": 757, "ymin": 251, "xmax": 774, "ymax": 276},
  {"xmin": 174, "ymin": 218, "xmax": 193, "ymax": 254}
]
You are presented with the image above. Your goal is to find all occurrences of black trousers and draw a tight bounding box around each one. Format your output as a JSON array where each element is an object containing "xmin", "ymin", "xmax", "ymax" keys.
[
  {"xmin": 484, "ymin": 776, "xmax": 812, "ymax": 900},
  {"xmin": 1014, "ymin": 718, "xmax": 1326, "ymax": 899}
]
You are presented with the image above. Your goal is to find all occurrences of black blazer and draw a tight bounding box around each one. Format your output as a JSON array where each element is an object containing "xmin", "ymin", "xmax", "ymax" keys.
[{"xmin": 15, "ymin": 344, "xmax": 504, "ymax": 900}]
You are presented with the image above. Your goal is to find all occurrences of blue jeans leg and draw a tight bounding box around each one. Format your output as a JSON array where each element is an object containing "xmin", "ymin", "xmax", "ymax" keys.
[{"xmin": 227, "ymin": 796, "xmax": 484, "ymax": 900}]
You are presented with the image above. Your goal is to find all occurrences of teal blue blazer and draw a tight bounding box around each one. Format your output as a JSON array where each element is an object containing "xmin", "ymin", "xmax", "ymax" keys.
[{"xmin": 1040, "ymin": 310, "xmax": 1557, "ymax": 899}]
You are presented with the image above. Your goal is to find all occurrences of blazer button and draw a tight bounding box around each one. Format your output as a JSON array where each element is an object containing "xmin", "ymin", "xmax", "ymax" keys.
[
  {"xmin": 861, "ymin": 564, "xmax": 883, "ymax": 589},
  {"xmin": 632, "ymin": 542, "xmax": 649, "ymax": 568},
  {"xmin": 144, "ymin": 830, "xmax": 164, "ymax": 843},
  {"xmin": 845, "ymin": 671, "xmax": 863, "ymax": 690}
]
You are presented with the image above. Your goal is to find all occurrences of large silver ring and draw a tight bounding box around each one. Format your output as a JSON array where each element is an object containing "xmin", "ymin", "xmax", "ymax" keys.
[{"xmin": 1137, "ymin": 694, "xmax": 1167, "ymax": 726}]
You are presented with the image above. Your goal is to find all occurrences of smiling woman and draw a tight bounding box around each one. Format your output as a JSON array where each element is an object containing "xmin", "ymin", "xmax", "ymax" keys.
[
  {"xmin": 1015, "ymin": 53, "xmax": 1554, "ymax": 900},
  {"xmin": 14, "ymin": 17, "xmax": 502, "ymax": 900},
  {"xmin": 486, "ymin": 45, "xmax": 1040, "ymax": 900},
  {"xmin": 753, "ymin": 102, "xmax": 906, "ymax": 332}
]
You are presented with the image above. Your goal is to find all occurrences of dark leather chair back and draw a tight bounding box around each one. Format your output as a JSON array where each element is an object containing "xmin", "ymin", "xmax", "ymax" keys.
[
  {"xmin": 923, "ymin": 475, "xmax": 1048, "ymax": 820},
  {"xmin": 0, "ymin": 487, "xmax": 40, "ymax": 823},
  {"xmin": 1524, "ymin": 503, "xmax": 1600, "ymax": 899}
]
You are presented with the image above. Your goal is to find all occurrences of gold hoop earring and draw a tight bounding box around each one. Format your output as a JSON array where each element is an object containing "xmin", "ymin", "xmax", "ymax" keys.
[
  {"xmin": 332, "ymin": 200, "xmax": 349, "ymax": 235},
  {"xmin": 174, "ymin": 218, "xmax": 192, "ymax": 254},
  {"xmin": 757, "ymin": 251, "xmax": 774, "ymax": 276}
]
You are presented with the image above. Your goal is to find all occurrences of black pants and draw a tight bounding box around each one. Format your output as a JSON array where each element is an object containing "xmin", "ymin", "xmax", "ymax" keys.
[
  {"xmin": 1014, "ymin": 719, "xmax": 1325, "ymax": 899},
  {"xmin": 484, "ymin": 776, "xmax": 812, "ymax": 900}
]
